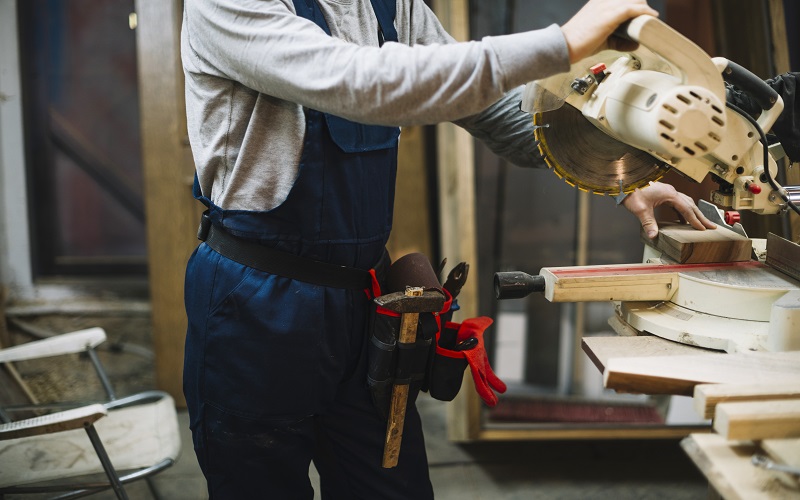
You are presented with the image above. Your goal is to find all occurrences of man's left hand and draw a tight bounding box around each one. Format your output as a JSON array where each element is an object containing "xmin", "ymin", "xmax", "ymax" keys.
[{"xmin": 622, "ymin": 181, "xmax": 716, "ymax": 239}]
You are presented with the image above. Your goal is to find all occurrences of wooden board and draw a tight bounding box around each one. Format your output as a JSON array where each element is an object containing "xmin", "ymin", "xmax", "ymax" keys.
[
  {"xmin": 681, "ymin": 433, "xmax": 800, "ymax": 500},
  {"xmin": 433, "ymin": 0, "xmax": 481, "ymax": 443},
  {"xmin": 604, "ymin": 351, "xmax": 800, "ymax": 396},
  {"xmin": 714, "ymin": 400, "xmax": 800, "ymax": 441},
  {"xmin": 539, "ymin": 260, "xmax": 764, "ymax": 303},
  {"xmin": 136, "ymin": 0, "xmax": 198, "ymax": 407},
  {"xmin": 581, "ymin": 334, "xmax": 717, "ymax": 374},
  {"xmin": 767, "ymin": 233, "xmax": 800, "ymax": 282},
  {"xmin": 694, "ymin": 383, "xmax": 800, "ymax": 419},
  {"xmin": 643, "ymin": 222, "xmax": 752, "ymax": 264},
  {"xmin": 762, "ymin": 438, "xmax": 800, "ymax": 470}
]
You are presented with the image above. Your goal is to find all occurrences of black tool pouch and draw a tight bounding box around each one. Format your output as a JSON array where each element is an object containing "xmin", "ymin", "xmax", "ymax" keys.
[
  {"xmin": 365, "ymin": 302, "xmax": 400, "ymax": 419},
  {"xmin": 365, "ymin": 254, "xmax": 443, "ymax": 420},
  {"xmin": 426, "ymin": 301, "xmax": 469, "ymax": 402}
]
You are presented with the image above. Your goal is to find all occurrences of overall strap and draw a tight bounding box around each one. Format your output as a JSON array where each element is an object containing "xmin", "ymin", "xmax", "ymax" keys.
[
  {"xmin": 369, "ymin": 0, "xmax": 398, "ymax": 44},
  {"xmin": 292, "ymin": 0, "xmax": 398, "ymax": 44}
]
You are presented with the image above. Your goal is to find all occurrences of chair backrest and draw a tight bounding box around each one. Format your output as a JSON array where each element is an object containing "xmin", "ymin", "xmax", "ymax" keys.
[
  {"xmin": 0, "ymin": 391, "xmax": 180, "ymax": 488},
  {"xmin": 0, "ymin": 327, "xmax": 107, "ymax": 363}
]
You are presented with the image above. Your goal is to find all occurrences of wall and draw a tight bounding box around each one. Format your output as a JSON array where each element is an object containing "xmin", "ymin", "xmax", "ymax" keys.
[{"xmin": 0, "ymin": 0, "xmax": 34, "ymax": 300}]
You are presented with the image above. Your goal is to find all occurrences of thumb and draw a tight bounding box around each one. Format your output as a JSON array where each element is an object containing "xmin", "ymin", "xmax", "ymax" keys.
[{"xmin": 639, "ymin": 213, "xmax": 659, "ymax": 239}]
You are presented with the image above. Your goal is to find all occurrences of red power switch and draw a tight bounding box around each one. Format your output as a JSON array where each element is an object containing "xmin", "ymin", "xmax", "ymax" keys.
[
  {"xmin": 590, "ymin": 63, "xmax": 607, "ymax": 83},
  {"xmin": 745, "ymin": 182, "xmax": 762, "ymax": 194},
  {"xmin": 724, "ymin": 211, "xmax": 741, "ymax": 225}
]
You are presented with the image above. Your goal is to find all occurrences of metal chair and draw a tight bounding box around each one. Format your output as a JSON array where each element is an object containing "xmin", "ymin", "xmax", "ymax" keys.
[{"xmin": 0, "ymin": 328, "xmax": 181, "ymax": 499}]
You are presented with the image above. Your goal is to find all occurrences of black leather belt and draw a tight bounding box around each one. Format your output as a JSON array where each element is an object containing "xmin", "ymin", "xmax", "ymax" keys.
[{"xmin": 197, "ymin": 213, "xmax": 384, "ymax": 290}]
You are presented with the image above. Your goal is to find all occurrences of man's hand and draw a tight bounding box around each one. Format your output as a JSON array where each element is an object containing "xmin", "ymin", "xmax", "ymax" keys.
[
  {"xmin": 561, "ymin": 0, "xmax": 659, "ymax": 63},
  {"xmin": 622, "ymin": 181, "xmax": 716, "ymax": 239}
]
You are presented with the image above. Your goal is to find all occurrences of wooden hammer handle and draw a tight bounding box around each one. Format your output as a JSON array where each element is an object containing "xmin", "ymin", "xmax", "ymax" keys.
[{"xmin": 382, "ymin": 288, "xmax": 423, "ymax": 468}]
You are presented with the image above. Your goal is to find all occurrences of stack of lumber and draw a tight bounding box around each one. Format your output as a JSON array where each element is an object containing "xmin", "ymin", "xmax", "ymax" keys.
[
  {"xmin": 581, "ymin": 335, "xmax": 800, "ymax": 499},
  {"xmin": 684, "ymin": 383, "xmax": 800, "ymax": 499}
]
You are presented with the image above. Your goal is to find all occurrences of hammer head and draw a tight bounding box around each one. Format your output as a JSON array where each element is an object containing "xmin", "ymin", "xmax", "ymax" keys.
[{"xmin": 374, "ymin": 289, "xmax": 445, "ymax": 313}]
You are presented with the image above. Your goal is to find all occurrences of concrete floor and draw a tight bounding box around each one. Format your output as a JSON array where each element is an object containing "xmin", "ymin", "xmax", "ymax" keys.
[
  {"xmin": 4, "ymin": 308, "xmax": 710, "ymax": 499},
  {"xmin": 140, "ymin": 395, "xmax": 709, "ymax": 500}
]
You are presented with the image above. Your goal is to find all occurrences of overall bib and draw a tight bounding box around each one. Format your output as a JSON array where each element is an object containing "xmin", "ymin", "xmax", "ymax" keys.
[{"xmin": 182, "ymin": 0, "xmax": 434, "ymax": 498}]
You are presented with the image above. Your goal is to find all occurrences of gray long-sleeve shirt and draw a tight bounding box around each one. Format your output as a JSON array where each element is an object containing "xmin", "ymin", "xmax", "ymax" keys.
[{"xmin": 181, "ymin": 0, "xmax": 570, "ymax": 211}]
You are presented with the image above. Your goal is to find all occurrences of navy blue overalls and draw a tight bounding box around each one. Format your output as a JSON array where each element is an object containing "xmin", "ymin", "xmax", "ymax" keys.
[{"xmin": 182, "ymin": 1, "xmax": 434, "ymax": 498}]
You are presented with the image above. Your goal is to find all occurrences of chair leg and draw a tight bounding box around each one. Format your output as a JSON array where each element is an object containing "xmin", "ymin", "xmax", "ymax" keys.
[{"xmin": 83, "ymin": 424, "xmax": 129, "ymax": 500}]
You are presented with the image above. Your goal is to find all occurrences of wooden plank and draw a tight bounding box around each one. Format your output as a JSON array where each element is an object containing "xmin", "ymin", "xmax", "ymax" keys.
[
  {"xmin": 582, "ymin": 335, "xmax": 716, "ymax": 374},
  {"xmin": 433, "ymin": 0, "xmax": 481, "ymax": 443},
  {"xmin": 767, "ymin": 233, "xmax": 800, "ymax": 282},
  {"xmin": 694, "ymin": 383, "xmax": 800, "ymax": 419},
  {"xmin": 714, "ymin": 400, "xmax": 800, "ymax": 441},
  {"xmin": 681, "ymin": 433, "xmax": 800, "ymax": 500},
  {"xmin": 541, "ymin": 263, "xmax": 679, "ymax": 302},
  {"xmin": 643, "ymin": 223, "xmax": 752, "ymax": 264},
  {"xmin": 135, "ymin": 0, "xmax": 199, "ymax": 407},
  {"xmin": 540, "ymin": 260, "xmax": 765, "ymax": 303},
  {"xmin": 768, "ymin": 0, "xmax": 791, "ymax": 75},
  {"xmin": 761, "ymin": 438, "xmax": 800, "ymax": 470},
  {"xmin": 387, "ymin": 126, "xmax": 432, "ymax": 259},
  {"xmin": 604, "ymin": 351, "xmax": 800, "ymax": 396}
]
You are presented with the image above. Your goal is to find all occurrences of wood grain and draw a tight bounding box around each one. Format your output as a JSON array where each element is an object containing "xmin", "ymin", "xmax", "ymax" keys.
[
  {"xmin": 582, "ymin": 335, "xmax": 717, "ymax": 374},
  {"xmin": 136, "ymin": 0, "xmax": 199, "ymax": 407},
  {"xmin": 681, "ymin": 433, "xmax": 800, "ymax": 500},
  {"xmin": 766, "ymin": 233, "xmax": 800, "ymax": 282},
  {"xmin": 714, "ymin": 400, "xmax": 800, "ymax": 441},
  {"xmin": 540, "ymin": 263, "xmax": 679, "ymax": 302},
  {"xmin": 761, "ymin": 438, "xmax": 800, "ymax": 470},
  {"xmin": 643, "ymin": 223, "xmax": 752, "ymax": 264},
  {"xmin": 604, "ymin": 351, "xmax": 800, "ymax": 396},
  {"xmin": 433, "ymin": 0, "xmax": 481, "ymax": 444},
  {"xmin": 694, "ymin": 383, "xmax": 800, "ymax": 419}
]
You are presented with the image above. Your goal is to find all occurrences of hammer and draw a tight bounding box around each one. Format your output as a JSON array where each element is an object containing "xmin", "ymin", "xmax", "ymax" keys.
[{"xmin": 374, "ymin": 286, "xmax": 444, "ymax": 468}]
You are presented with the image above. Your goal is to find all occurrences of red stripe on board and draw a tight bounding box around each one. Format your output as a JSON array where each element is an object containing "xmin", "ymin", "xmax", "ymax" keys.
[{"xmin": 548, "ymin": 260, "xmax": 763, "ymax": 278}]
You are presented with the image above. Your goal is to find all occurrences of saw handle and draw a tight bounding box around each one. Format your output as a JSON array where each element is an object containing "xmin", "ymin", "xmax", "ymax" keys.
[{"xmin": 721, "ymin": 60, "xmax": 779, "ymax": 111}]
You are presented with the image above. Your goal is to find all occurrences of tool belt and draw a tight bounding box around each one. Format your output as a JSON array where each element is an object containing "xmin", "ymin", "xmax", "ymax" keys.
[
  {"xmin": 197, "ymin": 215, "xmax": 505, "ymax": 416},
  {"xmin": 197, "ymin": 212, "xmax": 387, "ymax": 290},
  {"xmin": 366, "ymin": 253, "xmax": 507, "ymax": 420}
]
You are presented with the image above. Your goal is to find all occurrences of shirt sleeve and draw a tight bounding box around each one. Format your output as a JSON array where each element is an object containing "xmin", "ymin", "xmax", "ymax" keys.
[
  {"xmin": 182, "ymin": 0, "xmax": 570, "ymax": 127},
  {"xmin": 453, "ymin": 86, "xmax": 544, "ymax": 168},
  {"xmin": 404, "ymin": 0, "xmax": 555, "ymax": 168}
]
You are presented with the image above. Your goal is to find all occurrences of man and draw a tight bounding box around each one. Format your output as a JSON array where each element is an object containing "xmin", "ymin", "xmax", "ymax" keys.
[{"xmin": 181, "ymin": 0, "xmax": 714, "ymax": 498}]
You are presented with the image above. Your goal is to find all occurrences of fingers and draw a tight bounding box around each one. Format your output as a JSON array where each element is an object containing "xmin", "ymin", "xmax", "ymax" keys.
[
  {"xmin": 561, "ymin": 0, "xmax": 659, "ymax": 63},
  {"xmin": 674, "ymin": 193, "xmax": 717, "ymax": 231},
  {"xmin": 622, "ymin": 182, "xmax": 715, "ymax": 239}
]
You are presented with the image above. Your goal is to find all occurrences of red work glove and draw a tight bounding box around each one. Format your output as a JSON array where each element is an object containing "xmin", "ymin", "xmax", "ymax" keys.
[{"xmin": 456, "ymin": 317, "xmax": 507, "ymax": 407}]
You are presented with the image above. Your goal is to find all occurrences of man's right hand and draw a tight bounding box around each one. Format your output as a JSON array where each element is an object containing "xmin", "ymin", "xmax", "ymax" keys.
[{"xmin": 561, "ymin": 0, "xmax": 659, "ymax": 63}]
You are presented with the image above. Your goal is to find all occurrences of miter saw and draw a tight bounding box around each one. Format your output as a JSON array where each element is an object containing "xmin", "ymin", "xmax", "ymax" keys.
[{"xmin": 494, "ymin": 15, "xmax": 800, "ymax": 354}]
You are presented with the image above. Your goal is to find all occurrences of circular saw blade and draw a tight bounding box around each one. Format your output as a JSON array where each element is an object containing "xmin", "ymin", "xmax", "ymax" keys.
[{"xmin": 534, "ymin": 105, "xmax": 670, "ymax": 195}]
